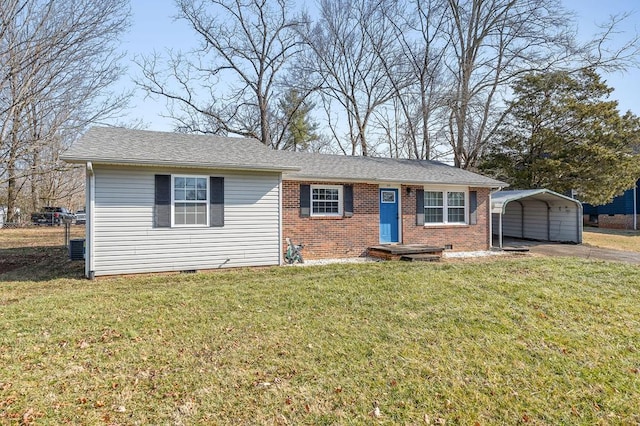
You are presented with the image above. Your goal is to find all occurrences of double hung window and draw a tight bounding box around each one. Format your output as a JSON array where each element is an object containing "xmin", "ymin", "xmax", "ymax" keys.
[
  {"xmin": 424, "ymin": 190, "xmax": 466, "ymax": 224},
  {"xmin": 311, "ymin": 185, "xmax": 343, "ymax": 216},
  {"xmin": 173, "ymin": 176, "xmax": 208, "ymax": 226}
]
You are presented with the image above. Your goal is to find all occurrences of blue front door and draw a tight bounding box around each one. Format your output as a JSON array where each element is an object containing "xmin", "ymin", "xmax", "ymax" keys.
[{"xmin": 379, "ymin": 188, "xmax": 399, "ymax": 243}]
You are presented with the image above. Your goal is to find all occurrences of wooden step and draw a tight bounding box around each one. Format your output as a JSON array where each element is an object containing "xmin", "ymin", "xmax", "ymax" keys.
[
  {"xmin": 368, "ymin": 244, "xmax": 443, "ymax": 261},
  {"xmin": 369, "ymin": 245, "xmax": 442, "ymax": 255},
  {"xmin": 400, "ymin": 253, "xmax": 441, "ymax": 262},
  {"xmin": 502, "ymin": 247, "xmax": 530, "ymax": 252},
  {"xmin": 368, "ymin": 244, "xmax": 444, "ymax": 262}
]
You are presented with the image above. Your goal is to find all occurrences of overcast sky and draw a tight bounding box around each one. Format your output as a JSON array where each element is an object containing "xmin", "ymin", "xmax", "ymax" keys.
[{"xmin": 115, "ymin": 0, "xmax": 640, "ymax": 131}]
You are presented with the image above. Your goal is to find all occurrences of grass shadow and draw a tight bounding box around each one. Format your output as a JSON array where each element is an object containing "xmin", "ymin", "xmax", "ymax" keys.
[{"xmin": 0, "ymin": 245, "xmax": 85, "ymax": 282}]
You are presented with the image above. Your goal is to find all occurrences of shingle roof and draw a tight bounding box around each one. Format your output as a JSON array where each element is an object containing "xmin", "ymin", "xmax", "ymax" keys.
[
  {"xmin": 63, "ymin": 127, "xmax": 506, "ymax": 187},
  {"xmin": 62, "ymin": 127, "xmax": 298, "ymax": 172},
  {"xmin": 281, "ymin": 151, "xmax": 505, "ymax": 187}
]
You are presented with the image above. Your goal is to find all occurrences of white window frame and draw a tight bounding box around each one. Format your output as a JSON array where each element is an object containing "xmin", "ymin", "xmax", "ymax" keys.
[
  {"xmin": 171, "ymin": 174, "xmax": 209, "ymax": 227},
  {"xmin": 423, "ymin": 187, "xmax": 468, "ymax": 225},
  {"xmin": 310, "ymin": 184, "xmax": 343, "ymax": 217},
  {"xmin": 424, "ymin": 190, "xmax": 444, "ymax": 224},
  {"xmin": 381, "ymin": 190, "xmax": 396, "ymax": 203}
]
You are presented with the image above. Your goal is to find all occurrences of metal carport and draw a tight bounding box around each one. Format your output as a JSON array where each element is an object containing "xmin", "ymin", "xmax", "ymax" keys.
[{"xmin": 491, "ymin": 189, "xmax": 583, "ymax": 248}]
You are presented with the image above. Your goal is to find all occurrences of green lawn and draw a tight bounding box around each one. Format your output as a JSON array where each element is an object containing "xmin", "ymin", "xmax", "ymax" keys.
[{"xmin": 2, "ymin": 259, "xmax": 639, "ymax": 424}]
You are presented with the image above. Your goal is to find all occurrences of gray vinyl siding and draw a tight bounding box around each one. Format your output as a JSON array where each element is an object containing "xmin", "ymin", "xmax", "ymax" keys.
[{"xmin": 91, "ymin": 166, "xmax": 281, "ymax": 276}]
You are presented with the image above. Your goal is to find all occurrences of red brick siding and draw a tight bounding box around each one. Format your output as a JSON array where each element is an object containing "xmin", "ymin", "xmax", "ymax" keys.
[
  {"xmin": 283, "ymin": 181, "xmax": 492, "ymax": 259},
  {"xmin": 587, "ymin": 214, "xmax": 639, "ymax": 230},
  {"xmin": 283, "ymin": 181, "xmax": 379, "ymax": 258},
  {"xmin": 402, "ymin": 186, "xmax": 491, "ymax": 252}
]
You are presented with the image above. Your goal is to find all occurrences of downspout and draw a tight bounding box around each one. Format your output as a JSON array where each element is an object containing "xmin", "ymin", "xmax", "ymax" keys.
[
  {"xmin": 489, "ymin": 187, "xmax": 503, "ymax": 249},
  {"xmin": 488, "ymin": 193, "xmax": 493, "ymax": 248},
  {"xmin": 278, "ymin": 173, "xmax": 283, "ymax": 265},
  {"xmin": 86, "ymin": 162, "xmax": 95, "ymax": 280}
]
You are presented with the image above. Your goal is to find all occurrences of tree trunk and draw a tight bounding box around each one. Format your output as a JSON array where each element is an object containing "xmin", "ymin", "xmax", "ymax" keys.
[{"xmin": 6, "ymin": 157, "xmax": 18, "ymax": 223}]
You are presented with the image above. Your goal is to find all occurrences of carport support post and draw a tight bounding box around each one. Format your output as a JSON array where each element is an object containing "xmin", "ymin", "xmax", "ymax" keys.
[{"xmin": 499, "ymin": 212, "xmax": 503, "ymax": 249}]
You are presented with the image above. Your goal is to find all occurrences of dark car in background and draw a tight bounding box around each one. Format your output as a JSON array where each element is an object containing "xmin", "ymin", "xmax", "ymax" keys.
[{"xmin": 31, "ymin": 207, "xmax": 74, "ymax": 226}]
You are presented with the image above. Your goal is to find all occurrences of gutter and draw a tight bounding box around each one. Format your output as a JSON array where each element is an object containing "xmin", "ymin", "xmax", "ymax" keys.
[
  {"xmin": 62, "ymin": 157, "xmax": 300, "ymax": 173},
  {"xmin": 284, "ymin": 175, "xmax": 505, "ymax": 188},
  {"xmin": 86, "ymin": 162, "xmax": 95, "ymax": 280}
]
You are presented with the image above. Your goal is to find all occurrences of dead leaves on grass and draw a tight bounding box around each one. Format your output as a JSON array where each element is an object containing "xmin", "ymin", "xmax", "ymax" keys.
[
  {"xmin": 21, "ymin": 408, "xmax": 44, "ymax": 424},
  {"xmin": 0, "ymin": 406, "xmax": 44, "ymax": 425},
  {"xmin": 73, "ymin": 328, "xmax": 124, "ymax": 351},
  {"xmin": 369, "ymin": 400, "xmax": 382, "ymax": 418}
]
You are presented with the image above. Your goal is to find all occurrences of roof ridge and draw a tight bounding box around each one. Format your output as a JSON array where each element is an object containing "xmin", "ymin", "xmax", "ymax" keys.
[
  {"xmin": 88, "ymin": 126, "xmax": 264, "ymax": 144},
  {"xmin": 65, "ymin": 127, "xmax": 507, "ymax": 187}
]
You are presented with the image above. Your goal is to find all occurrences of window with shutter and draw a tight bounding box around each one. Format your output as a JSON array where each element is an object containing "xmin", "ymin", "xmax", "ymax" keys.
[
  {"xmin": 418, "ymin": 188, "xmax": 470, "ymax": 225},
  {"xmin": 310, "ymin": 184, "xmax": 343, "ymax": 216},
  {"xmin": 154, "ymin": 174, "xmax": 224, "ymax": 227}
]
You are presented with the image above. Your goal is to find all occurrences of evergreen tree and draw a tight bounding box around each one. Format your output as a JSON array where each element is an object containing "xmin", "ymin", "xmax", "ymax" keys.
[
  {"xmin": 277, "ymin": 90, "xmax": 319, "ymax": 151},
  {"xmin": 480, "ymin": 69, "xmax": 640, "ymax": 205}
]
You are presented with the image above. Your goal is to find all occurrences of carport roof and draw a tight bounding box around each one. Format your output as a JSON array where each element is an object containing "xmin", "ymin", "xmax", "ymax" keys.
[{"xmin": 491, "ymin": 189, "xmax": 581, "ymax": 214}]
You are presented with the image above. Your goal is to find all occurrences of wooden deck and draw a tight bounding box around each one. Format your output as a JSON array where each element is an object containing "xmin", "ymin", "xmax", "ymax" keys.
[{"xmin": 368, "ymin": 244, "xmax": 444, "ymax": 261}]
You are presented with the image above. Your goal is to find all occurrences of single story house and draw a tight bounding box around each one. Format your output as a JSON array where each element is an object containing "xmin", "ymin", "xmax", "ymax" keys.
[
  {"xmin": 582, "ymin": 180, "xmax": 639, "ymax": 230},
  {"xmin": 62, "ymin": 127, "xmax": 506, "ymax": 278}
]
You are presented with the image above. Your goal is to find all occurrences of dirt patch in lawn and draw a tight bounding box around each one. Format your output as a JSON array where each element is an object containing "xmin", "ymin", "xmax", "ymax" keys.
[
  {"xmin": 0, "ymin": 246, "xmax": 85, "ymax": 281},
  {"xmin": 0, "ymin": 252, "xmax": 48, "ymax": 274},
  {"xmin": 0, "ymin": 227, "xmax": 86, "ymax": 281}
]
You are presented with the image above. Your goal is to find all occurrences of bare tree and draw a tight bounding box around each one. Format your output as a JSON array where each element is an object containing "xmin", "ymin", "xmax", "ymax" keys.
[
  {"xmin": 299, "ymin": 0, "xmax": 408, "ymax": 156},
  {"xmin": 136, "ymin": 0, "xmax": 308, "ymax": 148},
  {"xmin": 376, "ymin": 0, "xmax": 450, "ymax": 160},
  {"xmin": 442, "ymin": 0, "xmax": 640, "ymax": 169},
  {"xmin": 0, "ymin": 0, "xmax": 130, "ymax": 221},
  {"xmin": 299, "ymin": 0, "xmax": 638, "ymax": 163}
]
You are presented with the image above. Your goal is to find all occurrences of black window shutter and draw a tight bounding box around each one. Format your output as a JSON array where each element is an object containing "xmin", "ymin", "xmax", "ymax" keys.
[
  {"xmin": 344, "ymin": 185, "xmax": 354, "ymax": 217},
  {"xmin": 210, "ymin": 177, "xmax": 224, "ymax": 227},
  {"xmin": 416, "ymin": 188, "xmax": 425, "ymax": 226},
  {"xmin": 469, "ymin": 190, "xmax": 478, "ymax": 225},
  {"xmin": 300, "ymin": 184, "xmax": 310, "ymax": 217},
  {"xmin": 155, "ymin": 174, "xmax": 171, "ymax": 228}
]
